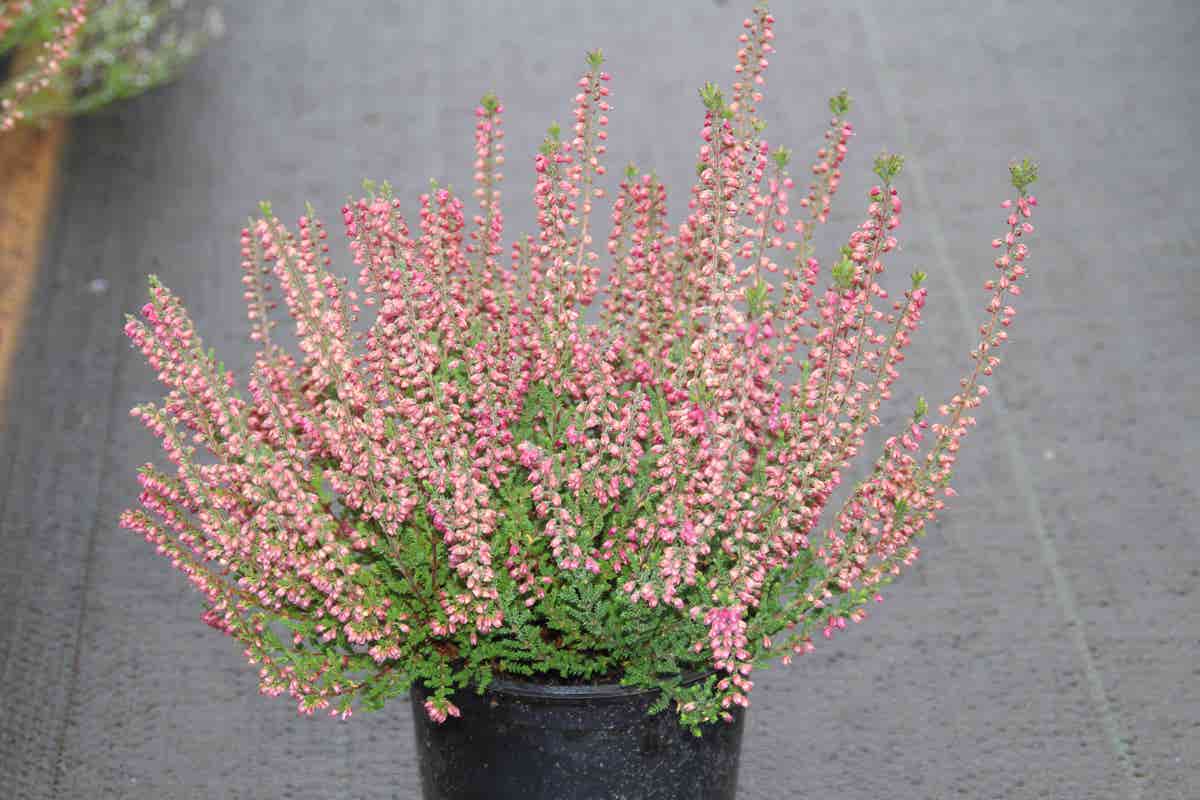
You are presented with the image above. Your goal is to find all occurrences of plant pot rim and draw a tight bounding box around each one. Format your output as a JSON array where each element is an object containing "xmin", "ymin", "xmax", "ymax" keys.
[{"xmin": 477, "ymin": 670, "xmax": 712, "ymax": 702}]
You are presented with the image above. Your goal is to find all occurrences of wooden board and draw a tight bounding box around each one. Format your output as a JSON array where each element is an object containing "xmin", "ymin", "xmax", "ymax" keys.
[{"xmin": 0, "ymin": 47, "xmax": 67, "ymax": 420}]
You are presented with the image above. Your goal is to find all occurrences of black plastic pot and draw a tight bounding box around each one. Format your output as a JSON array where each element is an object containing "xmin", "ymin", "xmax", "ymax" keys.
[{"xmin": 410, "ymin": 674, "xmax": 746, "ymax": 800}]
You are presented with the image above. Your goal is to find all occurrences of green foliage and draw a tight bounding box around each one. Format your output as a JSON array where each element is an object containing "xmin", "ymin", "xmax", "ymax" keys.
[
  {"xmin": 539, "ymin": 122, "xmax": 562, "ymax": 157},
  {"xmin": 828, "ymin": 89, "xmax": 851, "ymax": 116},
  {"xmin": 1, "ymin": 0, "xmax": 219, "ymax": 125},
  {"xmin": 873, "ymin": 152, "xmax": 905, "ymax": 184},
  {"xmin": 299, "ymin": 375, "xmax": 733, "ymax": 724},
  {"xmin": 698, "ymin": 81, "xmax": 732, "ymax": 119},
  {"xmin": 771, "ymin": 145, "xmax": 791, "ymax": 170},
  {"xmin": 831, "ymin": 251, "xmax": 856, "ymax": 290},
  {"xmin": 1009, "ymin": 158, "xmax": 1039, "ymax": 192},
  {"xmin": 746, "ymin": 279, "xmax": 770, "ymax": 317}
]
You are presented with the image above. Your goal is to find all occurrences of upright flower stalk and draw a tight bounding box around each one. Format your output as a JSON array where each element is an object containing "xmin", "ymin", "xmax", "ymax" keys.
[{"xmin": 121, "ymin": 4, "xmax": 1039, "ymax": 729}]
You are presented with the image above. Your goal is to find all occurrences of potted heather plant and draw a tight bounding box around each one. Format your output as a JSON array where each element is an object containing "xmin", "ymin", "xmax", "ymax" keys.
[{"xmin": 120, "ymin": 5, "xmax": 1039, "ymax": 799}]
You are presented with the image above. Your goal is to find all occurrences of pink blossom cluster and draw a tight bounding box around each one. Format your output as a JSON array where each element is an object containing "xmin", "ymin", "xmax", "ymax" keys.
[
  {"xmin": 121, "ymin": 4, "xmax": 1038, "ymax": 722},
  {"xmin": 0, "ymin": 2, "xmax": 31, "ymax": 40},
  {"xmin": 1, "ymin": 0, "xmax": 90, "ymax": 131}
]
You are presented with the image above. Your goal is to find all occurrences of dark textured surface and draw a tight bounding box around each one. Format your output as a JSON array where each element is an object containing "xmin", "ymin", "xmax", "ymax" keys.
[{"xmin": 1, "ymin": 1, "xmax": 1196, "ymax": 798}]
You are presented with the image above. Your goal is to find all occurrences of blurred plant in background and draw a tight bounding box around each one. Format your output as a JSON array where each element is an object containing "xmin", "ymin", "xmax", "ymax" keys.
[{"xmin": 1, "ymin": 0, "xmax": 222, "ymax": 131}]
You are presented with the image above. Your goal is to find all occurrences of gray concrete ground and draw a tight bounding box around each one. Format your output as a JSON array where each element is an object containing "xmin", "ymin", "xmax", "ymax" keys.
[{"xmin": 1, "ymin": 1, "xmax": 1197, "ymax": 798}]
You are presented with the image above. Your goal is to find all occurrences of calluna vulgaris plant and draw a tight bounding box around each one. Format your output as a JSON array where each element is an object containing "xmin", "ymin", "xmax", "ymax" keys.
[
  {"xmin": 1, "ymin": 0, "xmax": 220, "ymax": 131},
  {"xmin": 121, "ymin": 5, "xmax": 1039, "ymax": 730}
]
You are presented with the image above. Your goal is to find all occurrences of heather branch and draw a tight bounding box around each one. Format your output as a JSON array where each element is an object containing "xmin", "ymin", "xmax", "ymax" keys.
[
  {"xmin": 772, "ymin": 91, "xmax": 853, "ymax": 358},
  {"xmin": 796, "ymin": 90, "xmax": 853, "ymax": 246},
  {"xmin": 824, "ymin": 271, "xmax": 927, "ymax": 472},
  {"xmin": 599, "ymin": 166, "xmax": 641, "ymax": 330},
  {"xmin": 798, "ymin": 166, "xmax": 900, "ymax": 486},
  {"xmin": 568, "ymin": 52, "xmax": 608, "ymax": 308},
  {"xmin": 468, "ymin": 92, "xmax": 505, "ymax": 311},
  {"xmin": 1, "ymin": 0, "xmax": 89, "ymax": 131},
  {"xmin": 921, "ymin": 164, "xmax": 1038, "ymax": 492},
  {"xmin": 729, "ymin": 5, "xmax": 773, "ymax": 141},
  {"xmin": 766, "ymin": 166, "xmax": 1039, "ymax": 652}
]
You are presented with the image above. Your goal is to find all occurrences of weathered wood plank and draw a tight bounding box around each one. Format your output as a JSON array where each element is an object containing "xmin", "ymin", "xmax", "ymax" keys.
[{"xmin": 0, "ymin": 46, "xmax": 68, "ymax": 421}]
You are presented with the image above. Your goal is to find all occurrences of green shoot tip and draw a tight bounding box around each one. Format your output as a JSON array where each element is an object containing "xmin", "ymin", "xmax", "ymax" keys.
[
  {"xmin": 873, "ymin": 152, "xmax": 904, "ymax": 184},
  {"xmin": 831, "ymin": 255, "xmax": 855, "ymax": 290},
  {"xmin": 829, "ymin": 89, "xmax": 851, "ymax": 116},
  {"xmin": 1009, "ymin": 158, "xmax": 1038, "ymax": 193},
  {"xmin": 699, "ymin": 82, "xmax": 727, "ymax": 116}
]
